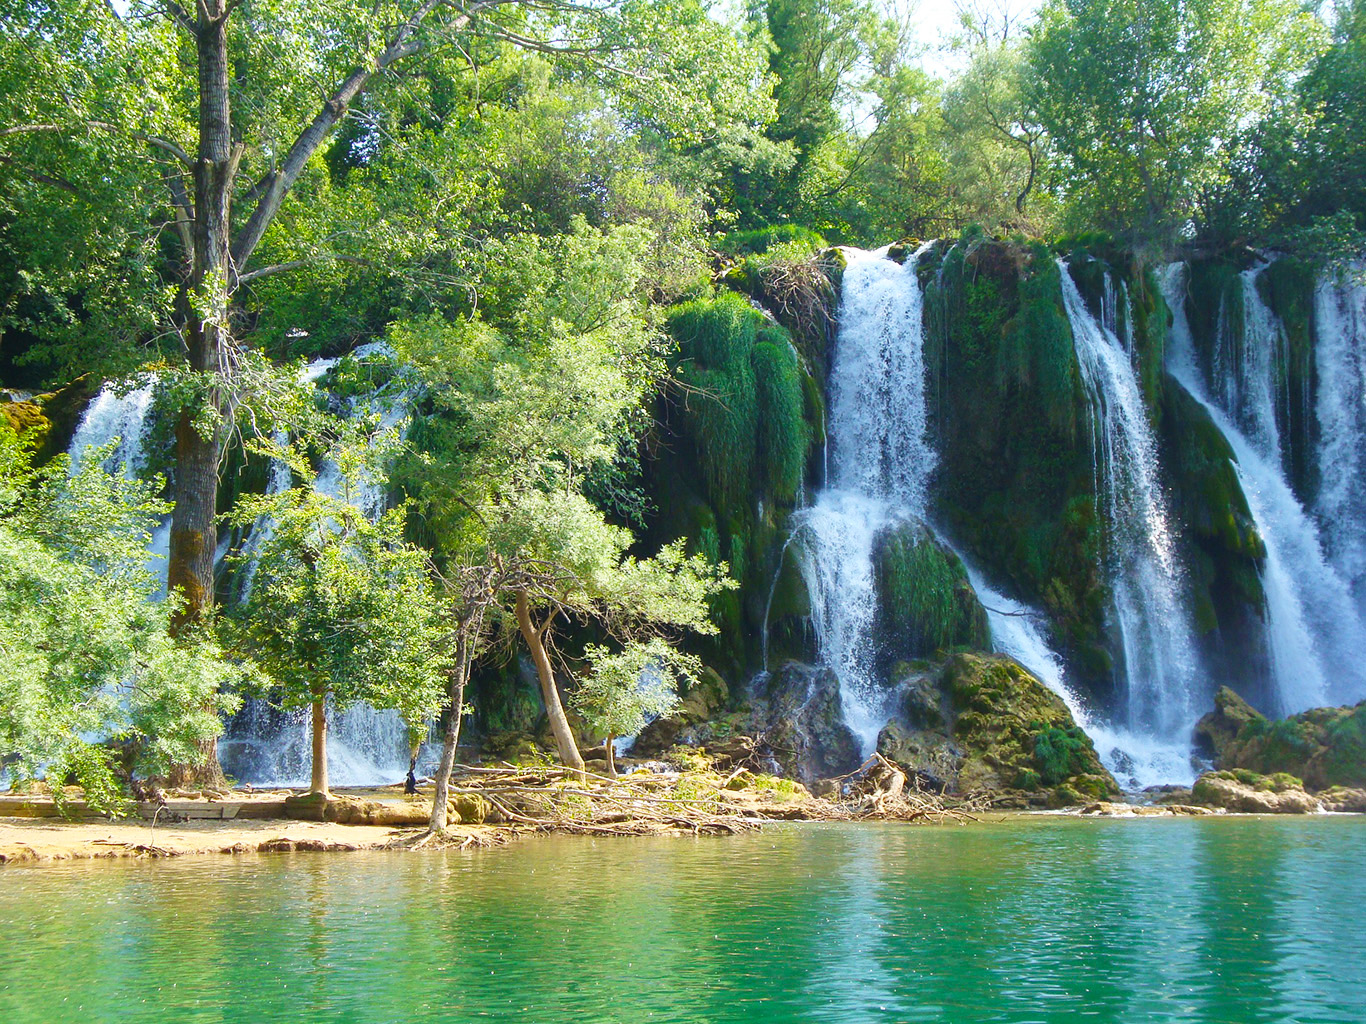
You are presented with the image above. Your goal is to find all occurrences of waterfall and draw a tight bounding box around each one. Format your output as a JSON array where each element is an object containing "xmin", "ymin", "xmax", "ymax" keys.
[
  {"xmin": 1060, "ymin": 262, "xmax": 1203, "ymax": 742},
  {"xmin": 1164, "ymin": 264, "xmax": 1366, "ymax": 712},
  {"xmin": 964, "ymin": 559, "xmax": 1198, "ymax": 789},
  {"xmin": 1313, "ymin": 263, "xmax": 1366, "ymax": 618},
  {"xmin": 66, "ymin": 380, "xmax": 173, "ymax": 594},
  {"xmin": 1212, "ymin": 266, "xmax": 1292, "ymax": 470},
  {"xmin": 221, "ymin": 344, "xmax": 423, "ymax": 787},
  {"xmin": 791, "ymin": 245, "xmax": 936, "ymax": 755}
]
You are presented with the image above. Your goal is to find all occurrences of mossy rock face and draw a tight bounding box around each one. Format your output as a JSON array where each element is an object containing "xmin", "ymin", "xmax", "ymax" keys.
[
  {"xmin": 1213, "ymin": 700, "xmax": 1366, "ymax": 791},
  {"xmin": 872, "ymin": 520, "xmax": 989, "ymax": 661},
  {"xmin": 942, "ymin": 653, "xmax": 1117, "ymax": 796},
  {"xmin": 872, "ymin": 653, "xmax": 1119, "ymax": 800},
  {"xmin": 0, "ymin": 398, "xmax": 50, "ymax": 448},
  {"xmin": 924, "ymin": 239, "xmax": 1107, "ymax": 692}
]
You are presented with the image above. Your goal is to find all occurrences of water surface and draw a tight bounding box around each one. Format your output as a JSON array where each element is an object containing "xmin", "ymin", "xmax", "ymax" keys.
[{"xmin": 1, "ymin": 817, "xmax": 1362, "ymax": 1023}]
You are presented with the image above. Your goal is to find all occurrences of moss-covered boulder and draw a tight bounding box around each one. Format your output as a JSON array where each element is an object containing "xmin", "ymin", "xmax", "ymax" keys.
[
  {"xmin": 873, "ymin": 653, "xmax": 1119, "ymax": 802},
  {"xmin": 873, "ymin": 521, "xmax": 989, "ymax": 661},
  {"xmin": 1196, "ymin": 692, "xmax": 1366, "ymax": 791},
  {"xmin": 1189, "ymin": 769, "xmax": 1321, "ymax": 813},
  {"xmin": 1193, "ymin": 686, "xmax": 1264, "ymax": 760},
  {"xmin": 944, "ymin": 653, "xmax": 1117, "ymax": 796}
]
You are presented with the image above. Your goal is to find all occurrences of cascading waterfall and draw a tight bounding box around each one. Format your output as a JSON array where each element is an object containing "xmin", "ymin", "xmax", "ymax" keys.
[
  {"xmin": 1313, "ymin": 263, "xmax": 1366, "ymax": 617},
  {"xmin": 221, "ymin": 343, "xmax": 423, "ymax": 787},
  {"xmin": 1059, "ymin": 262, "xmax": 1204, "ymax": 743},
  {"xmin": 1163, "ymin": 263, "xmax": 1366, "ymax": 712},
  {"xmin": 792, "ymin": 245, "xmax": 936, "ymax": 755},
  {"xmin": 65, "ymin": 355, "xmax": 424, "ymax": 787},
  {"xmin": 66, "ymin": 381, "xmax": 173, "ymax": 594}
]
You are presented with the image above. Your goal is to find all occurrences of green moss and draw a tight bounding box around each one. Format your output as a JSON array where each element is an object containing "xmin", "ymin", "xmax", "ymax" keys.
[
  {"xmin": 751, "ymin": 333, "xmax": 809, "ymax": 503},
  {"xmin": 873, "ymin": 523, "xmax": 989, "ymax": 659},
  {"xmin": 1032, "ymin": 725, "xmax": 1094, "ymax": 785},
  {"xmin": 925, "ymin": 238, "xmax": 1105, "ymax": 685}
]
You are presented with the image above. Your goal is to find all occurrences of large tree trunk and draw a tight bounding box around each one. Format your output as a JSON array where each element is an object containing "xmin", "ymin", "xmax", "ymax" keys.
[
  {"xmin": 310, "ymin": 696, "xmax": 329, "ymax": 797},
  {"xmin": 515, "ymin": 591, "xmax": 585, "ymax": 772},
  {"xmin": 169, "ymin": 3, "xmax": 236, "ymax": 631},
  {"xmin": 429, "ymin": 627, "xmax": 471, "ymax": 832},
  {"xmin": 166, "ymin": 5, "xmax": 238, "ymax": 787}
]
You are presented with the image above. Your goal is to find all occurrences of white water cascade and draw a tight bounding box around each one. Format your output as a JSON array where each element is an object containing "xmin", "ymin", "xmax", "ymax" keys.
[
  {"xmin": 1313, "ymin": 263, "xmax": 1366, "ymax": 619},
  {"xmin": 791, "ymin": 245, "xmax": 937, "ymax": 755},
  {"xmin": 66, "ymin": 381, "xmax": 173, "ymax": 594},
  {"xmin": 65, "ymin": 356, "xmax": 424, "ymax": 788},
  {"xmin": 1059, "ymin": 263, "xmax": 1204, "ymax": 744},
  {"xmin": 222, "ymin": 344, "xmax": 423, "ymax": 787},
  {"xmin": 1163, "ymin": 264, "xmax": 1366, "ymax": 712}
]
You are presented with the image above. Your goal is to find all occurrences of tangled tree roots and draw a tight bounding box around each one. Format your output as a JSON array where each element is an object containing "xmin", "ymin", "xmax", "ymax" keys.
[
  {"xmin": 831, "ymin": 754, "xmax": 984, "ymax": 824},
  {"xmin": 430, "ymin": 764, "xmax": 765, "ymax": 838}
]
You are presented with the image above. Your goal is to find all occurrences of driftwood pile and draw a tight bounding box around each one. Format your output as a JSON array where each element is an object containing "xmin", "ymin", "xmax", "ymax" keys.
[{"xmin": 830, "ymin": 754, "xmax": 984, "ymax": 824}]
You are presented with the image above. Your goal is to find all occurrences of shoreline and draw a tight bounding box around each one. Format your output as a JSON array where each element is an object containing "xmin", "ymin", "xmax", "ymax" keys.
[{"xmin": 5, "ymin": 801, "xmax": 1352, "ymax": 867}]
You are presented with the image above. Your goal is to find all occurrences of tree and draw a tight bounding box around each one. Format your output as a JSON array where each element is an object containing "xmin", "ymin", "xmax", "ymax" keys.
[
  {"xmin": 0, "ymin": 0, "xmax": 773, "ymax": 629},
  {"xmin": 571, "ymin": 640, "xmax": 694, "ymax": 777},
  {"xmin": 222, "ymin": 431, "xmax": 449, "ymax": 797},
  {"xmin": 1236, "ymin": 0, "xmax": 1366, "ymax": 254},
  {"xmin": 941, "ymin": 16, "xmax": 1051, "ymax": 232},
  {"xmin": 0, "ymin": 425, "xmax": 243, "ymax": 811},
  {"xmin": 391, "ymin": 222, "xmax": 731, "ymax": 827},
  {"xmin": 1028, "ymin": 0, "xmax": 1325, "ymax": 247}
]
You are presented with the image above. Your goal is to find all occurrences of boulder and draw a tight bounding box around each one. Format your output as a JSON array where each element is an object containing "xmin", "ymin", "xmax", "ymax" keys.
[
  {"xmin": 1200, "ymin": 696, "xmax": 1366, "ymax": 791},
  {"xmin": 943, "ymin": 653, "xmax": 1118, "ymax": 797},
  {"xmin": 749, "ymin": 663, "xmax": 861, "ymax": 782},
  {"xmin": 1318, "ymin": 787, "xmax": 1366, "ymax": 813},
  {"xmin": 1193, "ymin": 686, "xmax": 1263, "ymax": 760},
  {"xmin": 1189, "ymin": 770, "xmax": 1321, "ymax": 813},
  {"xmin": 870, "ymin": 653, "xmax": 1120, "ymax": 801}
]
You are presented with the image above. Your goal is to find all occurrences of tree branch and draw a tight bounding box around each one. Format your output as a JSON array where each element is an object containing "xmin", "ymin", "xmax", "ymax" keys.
[{"xmin": 229, "ymin": 0, "xmax": 462, "ymax": 273}]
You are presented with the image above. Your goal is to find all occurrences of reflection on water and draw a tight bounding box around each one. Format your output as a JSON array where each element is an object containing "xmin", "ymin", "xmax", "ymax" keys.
[{"xmin": 0, "ymin": 818, "xmax": 1362, "ymax": 1023}]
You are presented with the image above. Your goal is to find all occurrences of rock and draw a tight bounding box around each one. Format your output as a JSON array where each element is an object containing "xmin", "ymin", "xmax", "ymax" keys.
[
  {"xmin": 1190, "ymin": 770, "xmax": 1322, "ymax": 813},
  {"xmin": 875, "ymin": 721, "xmax": 960, "ymax": 791},
  {"xmin": 1205, "ymin": 698, "xmax": 1366, "ymax": 791},
  {"xmin": 283, "ymin": 793, "xmax": 428, "ymax": 826},
  {"xmin": 1318, "ymin": 787, "xmax": 1366, "ymax": 813},
  {"xmin": 748, "ymin": 663, "xmax": 861, "ymax": 782},
  {"xmin": 1081, "ymin": 801, "xmax": 1214, "ymax": 817},
  {"xmin": 943, "ymin": 653, "xmax": 1119, "ymax": 798},
  {"xmin": 1193, "ymin": 686, "xmax": 1263, "ymax": 760},
  {"xmin": 447, "ymin": 793, "xmax": 493, "ymax": 824},
  {"xmin": 631, "ymin": 668, "xmax": 732, "ymax": 756}
]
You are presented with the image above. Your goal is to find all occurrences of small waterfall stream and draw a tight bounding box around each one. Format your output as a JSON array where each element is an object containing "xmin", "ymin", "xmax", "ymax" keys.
[
  {"xmin": 1313, "ymin": 263, "xmax": 1366, "ymax": 618},
  {"xmin": 1059, "ymin": 263, "xmax": 1204, "ymax": 743},
  {"xmin": 66, "ymin": 381, "xmax": 173, "ymax": 595},
  {"xmin": 792, "ymin": 245, "xmax": 936, "ymax": 755},
  {"xmin": 1164, "ymin": 263, "xmax": 1366, "ymax": 711},
  {"xmin": 222, "ymin": 344, "xmax": 422, "ymax": 787}
]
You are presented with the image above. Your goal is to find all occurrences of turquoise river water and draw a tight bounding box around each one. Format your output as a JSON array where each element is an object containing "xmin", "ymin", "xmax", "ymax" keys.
[{"xmin": 1, "ymin": 817, "xmax": 1363, "ymax": 1023}]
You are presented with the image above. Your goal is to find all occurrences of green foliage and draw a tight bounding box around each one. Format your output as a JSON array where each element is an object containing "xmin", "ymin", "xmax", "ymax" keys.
[
  {"xmin": 223, "ymin": 428, "xmax": 449, "ymax": 728},
  {"xmin": 0, "ymin": 428, "xmax": 244, "ymax": 811},
  {"xmin": 571, "ymin": 639, "xmax": 697, "ymax": 742},
  {"xmin": 874, "ymin": 524, "xmax": 989, "ymax": 659},
  {"xmin": 717, "ymin": 225, "xmax": 827, "ymax": 257},
  {"xmin": 1029, "ymin": 0, "xmax": 1327, "ymax": 247},
  {"xmin": 1032, "ymin": 725, "xmax": 1094, "ymax": 786}
]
